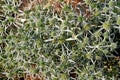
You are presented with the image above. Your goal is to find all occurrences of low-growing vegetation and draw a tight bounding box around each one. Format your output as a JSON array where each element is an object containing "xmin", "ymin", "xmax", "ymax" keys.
[{"xmin": 0, "ymin": 0, "xmax": 120, "ymax": 80}]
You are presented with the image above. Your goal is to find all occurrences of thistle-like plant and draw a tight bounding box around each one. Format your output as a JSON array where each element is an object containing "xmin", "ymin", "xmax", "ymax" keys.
[{"xmin": 0, "ymin": 0, "xmax": 120, "ymax": 80}]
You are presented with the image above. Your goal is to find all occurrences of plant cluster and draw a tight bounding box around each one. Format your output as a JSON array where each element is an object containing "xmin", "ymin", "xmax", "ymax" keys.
[{"xmin": 0, "ymin": 0, "xmax": 120, "ymax": 80}]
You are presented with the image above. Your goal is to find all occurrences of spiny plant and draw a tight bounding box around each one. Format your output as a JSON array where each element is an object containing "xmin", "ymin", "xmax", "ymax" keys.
[{"xmin": 0, "ymin": 0, "xmax": 120, "ymax": 80}]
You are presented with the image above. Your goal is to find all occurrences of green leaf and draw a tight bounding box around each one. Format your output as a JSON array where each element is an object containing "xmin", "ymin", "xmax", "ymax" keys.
[
  {"xmin": 83, "ymin": 24, "xmax": 90, "ymax": 31},
  {"xmin": 78, "ymin": 16, "xmax": 83, "ymax": 22},
  {"xmin": 102, "ymin": 21, "xmax": 110, "ymax": 30},
  {"xmin": 110, "ymin": 43, "xmax": 117, "ymax": 50},
  {"xmin": 108, "ymin": 0, "xmax": 115, "ymax": 8},
  {"xmin": 117, "ymin": 15, "xmax": 120, "ymax": 25}
]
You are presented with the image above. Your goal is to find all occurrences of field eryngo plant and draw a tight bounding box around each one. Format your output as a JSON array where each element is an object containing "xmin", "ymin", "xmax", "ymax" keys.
[{"xmin": 0, "ymin": 0, "xmax": 120, "ymax": 80}]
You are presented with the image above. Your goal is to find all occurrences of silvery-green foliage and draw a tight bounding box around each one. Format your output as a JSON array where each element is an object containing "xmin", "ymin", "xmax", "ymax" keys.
[{"xmin": 0, "ymin": 0, "xmax": 120, "ymax": 79}]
